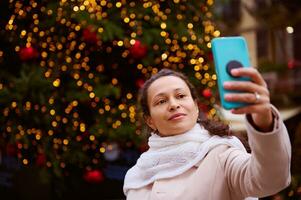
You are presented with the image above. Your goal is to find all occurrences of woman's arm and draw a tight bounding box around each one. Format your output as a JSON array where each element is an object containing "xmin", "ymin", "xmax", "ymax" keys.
[
  {"xmin": 219, "ymin": 106, "xmax": 291, "ymax": 198},
  {"xmin": 221, "ymin": 68, "xmax": 291, "ymax": 198}
]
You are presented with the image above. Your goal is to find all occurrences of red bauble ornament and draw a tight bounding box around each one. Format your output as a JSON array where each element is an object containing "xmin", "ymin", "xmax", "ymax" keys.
[
  {"xmin": 19, "ymin": 46, "xmax": 38, "ymax": 61},
  {"xmin": 202, "ymin": 88, "xmax": 212, "ymax": 99},
  {"xmin": 135, "ymin": 78, "xmax": 145, "ymax": 88},
  {"xmin": 82, "ymin": 27, "xmax": 99, "ymax": 44},
  {"xmin": 130, "ymin": 40, "xmax": 147, "ymax": 59},
  {"xmin": 83, "ymin": 169, "xmax": 104, "ymax": 183},
  {"xmin": 36, "ymin": 153, "xmax": 46, "ymax": 167}
]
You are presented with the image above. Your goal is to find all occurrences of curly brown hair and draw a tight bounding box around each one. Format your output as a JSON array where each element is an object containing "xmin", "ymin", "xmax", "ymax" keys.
[{"xmin": 138, "ymin": 68, "xmax": 231, "ymax": 137}]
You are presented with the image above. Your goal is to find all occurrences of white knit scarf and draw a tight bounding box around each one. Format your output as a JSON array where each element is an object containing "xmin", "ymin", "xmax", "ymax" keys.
[{"xmin": 123, "ymin": 124, "xmax": 250, "ymax": 196}]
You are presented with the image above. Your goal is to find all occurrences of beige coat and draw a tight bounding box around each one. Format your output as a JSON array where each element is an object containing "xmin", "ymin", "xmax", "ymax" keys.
[{"xmin": 126, "ymin": 107, "xmax": 291, "ymax": 200}]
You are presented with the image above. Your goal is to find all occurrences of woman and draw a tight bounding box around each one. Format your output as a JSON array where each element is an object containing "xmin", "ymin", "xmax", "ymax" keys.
[{"xmin": 123, "ymin": 68, "xmax": 291, "ymax": 200}]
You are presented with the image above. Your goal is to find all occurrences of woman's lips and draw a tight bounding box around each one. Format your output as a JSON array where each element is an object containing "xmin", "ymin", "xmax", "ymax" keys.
[{"xmin": 168, "ymin": 113, "xmax": 186, "ymax": 120}]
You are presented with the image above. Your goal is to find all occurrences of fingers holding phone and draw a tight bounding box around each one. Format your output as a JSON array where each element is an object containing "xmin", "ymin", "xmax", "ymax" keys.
[
  {"xmin": 223, "ymin": 67, "xmax": 274, "ymax": 131},
  {"xmin": 223, "ymin": 67, "xmax": 270, "ymax": 106},
  {"xmin": 223, "ymin": 67, "xmax": 270, "ymax": 110}
]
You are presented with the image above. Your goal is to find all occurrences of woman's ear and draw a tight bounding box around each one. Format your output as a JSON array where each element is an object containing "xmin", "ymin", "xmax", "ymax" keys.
[{"xmin": 144, "ymin": 115, "xmax": 157, "ymax": 131}]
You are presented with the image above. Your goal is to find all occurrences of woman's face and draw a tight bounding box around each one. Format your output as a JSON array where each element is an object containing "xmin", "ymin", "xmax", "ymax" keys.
[{"xmin": 145, "ymin": 76, "xmax": 199, "ymax": 136}]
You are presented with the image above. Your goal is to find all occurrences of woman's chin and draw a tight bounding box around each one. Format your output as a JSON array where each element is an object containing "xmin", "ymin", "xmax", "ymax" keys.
[{"xmin": 163, "ymin": 125, "xmax": 194, "ymax": 136}]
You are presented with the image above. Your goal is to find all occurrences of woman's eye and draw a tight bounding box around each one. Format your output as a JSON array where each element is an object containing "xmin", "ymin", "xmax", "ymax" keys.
[
  {"xmin": 177, "ymin": 94, "xmax": 186, "ymax": 98},
  {"xmin": 157, "ymin": 99, "xmax": 166, "ymax": 105}
]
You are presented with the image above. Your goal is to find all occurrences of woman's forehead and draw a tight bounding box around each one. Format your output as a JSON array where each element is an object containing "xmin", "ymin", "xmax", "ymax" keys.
[{"xmin": 148, "ymin": 76, "xmax": 189, "ymax": 97}]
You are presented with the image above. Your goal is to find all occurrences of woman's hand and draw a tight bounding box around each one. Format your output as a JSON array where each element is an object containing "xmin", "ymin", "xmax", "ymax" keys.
[{"xmin": 223, "ymin": 67, "xmax": 273, "ymax": 132}]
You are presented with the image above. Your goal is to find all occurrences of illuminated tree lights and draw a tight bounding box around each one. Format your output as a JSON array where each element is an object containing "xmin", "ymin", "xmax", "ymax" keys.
[{"xmin": 1, "ymin": 0, "xmax": 219, "ymax": 182}]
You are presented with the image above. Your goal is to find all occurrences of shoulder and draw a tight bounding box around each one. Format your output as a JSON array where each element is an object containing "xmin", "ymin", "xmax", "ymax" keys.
[
  {"xmin": 205, "ymin": 144, "xmax": 250, "ymax": 169},
  {"xmin": 207, "ymin": 140, "xmax": 248, "ymax": 156},
  {"xmin": 204, "ymin": 144, "xmax": 248, "ymax": 164}
]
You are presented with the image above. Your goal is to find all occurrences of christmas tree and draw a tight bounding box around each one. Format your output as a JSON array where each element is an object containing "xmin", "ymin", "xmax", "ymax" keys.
[{"xmin": 0, "ymin": 0, "xmax": 219, "ymax": 198}]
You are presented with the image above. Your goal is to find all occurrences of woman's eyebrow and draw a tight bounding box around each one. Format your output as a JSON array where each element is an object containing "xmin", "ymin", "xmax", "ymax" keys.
[{"xmin": 153, "ymin": 88, "xmax": 184, "ymax": 98}]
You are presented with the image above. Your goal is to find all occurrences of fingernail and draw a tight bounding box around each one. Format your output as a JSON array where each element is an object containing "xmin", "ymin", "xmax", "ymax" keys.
[{"xmin": 223, "ymin": 82, "xmax": 231, "ymax": 87}]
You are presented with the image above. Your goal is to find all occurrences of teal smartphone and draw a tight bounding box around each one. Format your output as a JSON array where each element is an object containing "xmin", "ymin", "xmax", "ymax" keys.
[{"xmin": 211, "ymin": 36, "xmax": 251, "ymax": 110}]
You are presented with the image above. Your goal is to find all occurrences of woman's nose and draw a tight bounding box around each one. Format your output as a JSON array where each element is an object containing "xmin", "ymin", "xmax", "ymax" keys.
[{"xmin": 169, "ymin": 99, "xmax": 180, "ymax": 111}]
